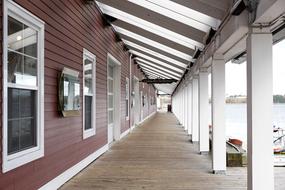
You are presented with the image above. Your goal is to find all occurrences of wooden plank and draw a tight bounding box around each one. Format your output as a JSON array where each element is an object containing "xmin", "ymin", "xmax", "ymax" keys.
[{"xmin": 61, "ymin": 112, "xmax": 285, "ymax": 190}]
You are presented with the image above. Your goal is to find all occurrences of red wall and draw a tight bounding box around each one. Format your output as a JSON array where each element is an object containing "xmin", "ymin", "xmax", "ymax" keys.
[
  {"xmin": 130, "ymin": 62, "xmax": 157, "ymax": 127},
  {"xmin": 0, "ymin": 0, "xmax": 156, "ymax": 189}
]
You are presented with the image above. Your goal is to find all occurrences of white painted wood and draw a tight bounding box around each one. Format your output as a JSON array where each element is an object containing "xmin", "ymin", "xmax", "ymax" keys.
[
  {"xmin": 184, "ymin": 84, "xmax": 189, "ymax": 131},
  {"xmin": 140, "ymin": 91, "xmax": 143, "ymax": 121},
  {"xmin": 138, "ymin": 111, "xmax": 156, "ymax": 126},
  {"xmin": 107, "ymin": 54, "xmax": 121, "ymax": 143},
  {"xmin": 133, "ymin": 76, "xmax": 140, "ymax": 126},
  {"xmin": 125, "ymin": 77, "xmax": 130, "ymax": 121},
  {"xmin": 120, "ymin": 128, "xmax": 131, "ymax": 139},
  {"xmin": 247, "ymin": 28, "xmax": 274, "ymax": 190},
  {"xmin": 83, "ymin": 48, "xmax": 96, "ymax": 139},
  {"xmin": 211, "ymin": 54, "xmax": 226, "ymax": 173},
  {"xmin": 178, "ymin": 91, "xmax": 181, "ymax": 124},
  {"xmin": 2, "ymin": 0, "xmax": 45, "ymax": 173},
  {"xmin": 199, "ymin": 70, "xmax": 209, "ymax": 153},
  {"xmin": 191, "ymin": 78, "xmax": 199, "ymax": 142},
  {"xmin": 184, "ymin": 86, "xmax": 188, "ymax": 130},
  {"xmin": 39, "ymin": 144, "xmax": 109, "ymax": 190},
  {"xmin": 187, "ymin": 82, "xmax": 192, "ymax": 135}
]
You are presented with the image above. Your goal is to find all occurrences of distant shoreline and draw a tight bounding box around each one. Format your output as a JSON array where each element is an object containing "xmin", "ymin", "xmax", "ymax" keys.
[
  {"xmin": 223, "ymin": 95, "xmax": 285, "ymax": 104},
  {"xmin": 226, "ymin": 102, "xmax": 285, "ymax": 104}
]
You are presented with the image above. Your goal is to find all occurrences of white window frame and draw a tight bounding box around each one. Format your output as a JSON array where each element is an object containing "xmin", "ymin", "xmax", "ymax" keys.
[
  {"xmin": 125, "ymin": 77, "xmax": 130, "ymax": 120},
  {"xmin": 2, "ymin": 0, "xmax": 45, "ymax": 173},
  {"xmin": 83, "ymin": 49, "xmax": 96, "ymax": 139}
]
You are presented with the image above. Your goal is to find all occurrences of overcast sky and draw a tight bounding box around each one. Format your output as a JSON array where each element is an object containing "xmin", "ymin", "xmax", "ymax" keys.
[{"xmin": 209, "ymin": 39, "xmax": 285, "ymax": 96}]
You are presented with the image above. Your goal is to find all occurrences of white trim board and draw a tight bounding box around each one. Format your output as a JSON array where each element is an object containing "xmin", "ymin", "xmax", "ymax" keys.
[
  {"xmin": 120, "ymin": 128, "xmax": 131, "ymax": 139},
  {"xmin": 138, "ymin": 111, "xmax": 157, "ymax": 126},
  {"xmin": 39, "ymin": 144, "xmax": 109, "ymax": 190},
  {"xmin": 130, "ymin": 125, "xmax": 136, "ymax": 131}
]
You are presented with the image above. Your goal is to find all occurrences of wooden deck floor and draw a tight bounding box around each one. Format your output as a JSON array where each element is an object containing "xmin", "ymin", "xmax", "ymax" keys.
[{"xmin": 61, "ymin": 112, "xmax": 285, "ymax": 190}]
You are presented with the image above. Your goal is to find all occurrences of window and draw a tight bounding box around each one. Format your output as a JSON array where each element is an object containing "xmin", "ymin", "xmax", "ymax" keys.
[
  {"xmin": 3, "ymin": 0, "xmax": 45, "ymax": 172},
  {"xmin": 83, "ymin": 49, "xmax": 96, "ymax": 139},
  {"xmin": 108, "ymin": 64, "xmax": 115, "ymax": 125},
  {"xmin": 125, "ymin": 78, "xmax": 130, "ymax": 120}
]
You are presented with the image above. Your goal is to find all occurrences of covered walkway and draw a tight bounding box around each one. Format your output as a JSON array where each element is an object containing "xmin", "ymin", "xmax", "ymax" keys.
[{"xmin": 61, "ymin": 112, "xmax": 285, "ymax": 190}]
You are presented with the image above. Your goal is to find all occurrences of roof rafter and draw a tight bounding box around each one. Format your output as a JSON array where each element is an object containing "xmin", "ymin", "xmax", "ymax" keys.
[
  {"xmin": 129, "ymin": 0, "xmax": 219, "ymax": 31},
  {"xmin": 96, "ymin": 1, "xmax": 204, "ymax": 49},
  {"xmin": 139, "ymin": 65, "xmax": 180, "ymax": 80},
  {"xmin": 135, "ymin": 57, "xmax": 182, "ymax": 77},
  {"xmin": 130, "ymin": 50, "xmax": 185, "ymax": 73},
  {"xmin": 171, "ymin": 0, "xmax": 230, "ymax": 20},
  {"xmin": 112, "ymin": 21, "xmax": 195, "ymax": 56},
  {"xmin": 124, "ymin": 40, "xmax": 187, "ymax": 68},
  {"xmin": 113, "ymin": 26, "xmax": 192, "ymax": 61}
]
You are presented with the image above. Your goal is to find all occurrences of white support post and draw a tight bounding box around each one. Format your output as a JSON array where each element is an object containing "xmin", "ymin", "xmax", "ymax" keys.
[
  {"xmin": 187, "ymin": 82, "xmax": 192, "ymax": 135},
  {"xmin": 184, "ymin": 84, "xmax": 188, "ymax": 131},
  {"xmin": 247, "ymin": 27, "xmax": 274, "ymax": 190},
  {"xmin": 182, "ymin": 87, "xmax": 185, "ymax": 127},
  {"xmin": 211, "ymin": 53, "xmax": 226, "ymax": 174},
  {"xmin": 191, "ymin": 77, "xmax": 199, "ymax": 143},
  {"xmin": 199, "ymin": 69, "xmax": 209, "ymax": 154},
  {"xmin": 179, "ymin": 89, "xmax": 183, "ymax": 126},
  {"xmin": 179, "ymin": 91, "xmax": 182, "ymax": 124}
]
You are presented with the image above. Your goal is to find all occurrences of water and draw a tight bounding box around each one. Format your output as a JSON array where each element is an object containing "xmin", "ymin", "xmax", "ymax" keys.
[{"xmin": 217, "ymin": 104, "xmax": 285, "ymax": 149}]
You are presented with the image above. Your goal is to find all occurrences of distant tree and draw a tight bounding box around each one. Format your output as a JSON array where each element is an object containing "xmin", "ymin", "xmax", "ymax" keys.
[{"xmin": 273, "ymin": 95, "xmax": 285, "ymax": 103}]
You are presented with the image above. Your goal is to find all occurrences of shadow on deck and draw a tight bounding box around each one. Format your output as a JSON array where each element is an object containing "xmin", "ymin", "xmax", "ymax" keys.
[{"xmin": 61, "ymin": 112, "xmax": 285, "ymax": 190}]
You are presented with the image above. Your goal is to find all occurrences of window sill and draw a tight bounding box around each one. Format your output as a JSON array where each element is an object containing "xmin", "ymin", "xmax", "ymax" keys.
[
  {"xmin": 83, "ymin": 129, "xmax": 96, "ymax": 139},
  {"xmin": 3, "ymin": 148, "xmax": 44, "ymax": 173}
]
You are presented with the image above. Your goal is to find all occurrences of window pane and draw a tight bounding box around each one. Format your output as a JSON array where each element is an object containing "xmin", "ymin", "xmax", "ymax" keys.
[
  {"xmin": 20, "ymin": 118, "xmax": 36, "ymax": 150},
  {"xmin": 108, "ymin": 110, "xmax": 113, "ymax": 124},
  {"xmin": 108, "ymin": 65, "xmax": 113, "ymax": 78},
  {"xmin": 84, "ymin": 58, "xmax": 93, "ymax": 95},
  {"xmin": 126, "ymin": 100, "xmax": 129, "ymax": 117},
  {"xmin": 63, "ymin": 75, "xmax": 80, "ymax": 111},
  {"xmin": 8, "ymin": 51, "xmax": 37, "ymax": 86},
  {"xmin": 23, "ymin": 26, "xmax": 37, "ymax": 58},
  {"xmin": 108, "ymin": 79, "xmax": 113, "ymax": 93},
  {"xmin": 20, "ymin": 89, "xmax": 36, "ymax": 117},
  {"xmin": 8, "ymin": 88, "xmax": 20, "ymax": 119},
  {"xmin": 8, "ymin": 88, "xmax": 37, "ymax": 155},
  {"xmin": 8, "ymin": 120, "xmax": 20, "ymax": 154},
  {"xmin": 8, "ymin": 16, "xmax": 38, "ymax": 86},
  {"xmin": 108, "ymin": 95, "xmax": 113, "ymax": 109},
  {"xmin": 8, "ymin": 16, "xmax": 38, "ymax": 58},
  {"xmin": 8, "ymin": 16, "xmax": 24, "ymax": 54},
  {"xmin": 85, "ymin": 96, "xmax": 92, "ymax": 130}
]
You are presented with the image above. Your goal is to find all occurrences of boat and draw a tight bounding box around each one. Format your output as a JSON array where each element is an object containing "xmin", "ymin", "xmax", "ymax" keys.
[
  {"xmin": 273, "ymin": 126, "xmax": 285, "ymax": 166},
  {"xmin": 226, "ymin": 139, "xmax": 247, "ymax": 167}
]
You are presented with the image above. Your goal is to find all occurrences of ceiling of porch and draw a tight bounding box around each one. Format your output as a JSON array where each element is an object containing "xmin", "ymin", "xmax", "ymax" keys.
[{"xmin": 95, "ymin": 0, "xmax": 233, "ymax": 94}]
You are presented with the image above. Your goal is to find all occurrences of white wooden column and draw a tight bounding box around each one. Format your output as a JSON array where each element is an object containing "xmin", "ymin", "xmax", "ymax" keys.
[
  {"xmin": 182, "ymin": 87, "xmax": 185, "ymax": 127},
  {"xmin": 187, "ymin": 81, "xmax": 192, "ymax": 135},
  {"xmin": 184, "ymin": 84, "xmax": 188, "ymax": 131},
  {"xmin": 191, "ymin": 77, "xmax": 199, "ymax": 143},
  {"xmin": 199, "ymin": 68, "xmax": 209, "ymax": 153},
  {"xmin": 183, "ymin": 86, "xmax": 186, "ymax": 128},
  {"xmin": 211, "ymin": 54, "xmax": 226, "ymax": 174},
  {"xmin": 179, "ymin": 90, "xmax": 182, "ymax": 124},
  {"xmin": 247, "ymin": 27, "xmax": 274, "ymax": 190}
]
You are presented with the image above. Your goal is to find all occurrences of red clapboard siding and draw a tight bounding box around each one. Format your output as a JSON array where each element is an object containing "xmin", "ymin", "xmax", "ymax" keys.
[{"xmin": 0, "ymin": 0, "xmax": 157, "ymax": 189}]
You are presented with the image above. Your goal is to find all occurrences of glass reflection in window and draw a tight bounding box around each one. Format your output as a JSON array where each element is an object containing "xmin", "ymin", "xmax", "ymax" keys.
[{"xmin": 8, "ymin": 16, "xmax": 38, "ymax": 86}]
